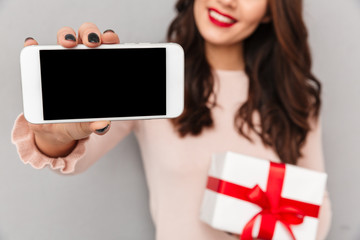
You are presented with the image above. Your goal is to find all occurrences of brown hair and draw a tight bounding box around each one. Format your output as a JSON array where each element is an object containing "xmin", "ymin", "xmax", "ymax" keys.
[{"xmin": 167, "ymin": 0, "xmax": 321, "ymax": 165}]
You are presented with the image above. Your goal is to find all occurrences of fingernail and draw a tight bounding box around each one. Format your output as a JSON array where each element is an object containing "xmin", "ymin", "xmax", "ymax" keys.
[
  {"xmin": 88, "ymin": 32, "xmax": 100, "ymax": 43},
  {"xmin": 25, "ymin": 37, "xmax": 34, "ymax": 42},
  {"xmin": 95, "ymin": 124, "xmax": 109, "ymax": 133},
  {"xmin": 65, "ymin": 34, "xmax": 76, "ymax": 41},
  {"xmin": 103, "ymin": 29, "xmax": 115, "ymax": 34}
]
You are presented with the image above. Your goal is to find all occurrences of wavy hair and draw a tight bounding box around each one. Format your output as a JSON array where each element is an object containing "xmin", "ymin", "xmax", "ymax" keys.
[{"xmin": 167, "ymin": 0, "xmax": 321, "ymax": 165}]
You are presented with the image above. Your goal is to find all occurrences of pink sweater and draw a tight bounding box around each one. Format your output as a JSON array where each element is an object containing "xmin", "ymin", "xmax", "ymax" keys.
[{"xmin": 12, "ymin": 70, "xmax": 331, "ymax": 240}]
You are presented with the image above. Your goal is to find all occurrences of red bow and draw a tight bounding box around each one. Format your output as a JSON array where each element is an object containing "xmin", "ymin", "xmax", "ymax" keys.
[
  {"xmin": 241, "ymin": 184, "xmax": 305, "ymax": 240},
  {"xmin": 206, "ymin": 162, "xmax": 320, "ymax": 240}
]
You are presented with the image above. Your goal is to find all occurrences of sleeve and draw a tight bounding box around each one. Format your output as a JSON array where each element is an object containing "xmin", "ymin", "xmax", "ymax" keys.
[
  {"xmin": 296, "ymin": 118, "xmax": 332, "ymax": 240},
  {"xmin": 11, "ymin": 113, "xmax": 136, "ymax": 175}
]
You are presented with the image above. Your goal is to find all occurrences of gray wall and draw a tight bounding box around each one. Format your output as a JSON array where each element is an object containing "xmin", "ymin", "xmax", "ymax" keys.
[
  {"xmin": 0, "ymin": 0, "xmax": 359, "ymax": 239},
  {"xmin": 304, "ymin": 0, "xmax": 360, "ymax": 239}
]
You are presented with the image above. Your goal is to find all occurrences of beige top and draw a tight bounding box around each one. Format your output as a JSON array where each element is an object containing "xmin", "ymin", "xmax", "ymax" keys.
[{"xmin": 12, "ymin": 70, "xmax": 331, "ymax": 240}]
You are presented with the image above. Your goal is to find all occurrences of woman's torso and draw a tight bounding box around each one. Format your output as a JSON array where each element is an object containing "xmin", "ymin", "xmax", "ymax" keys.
[{"xmin": 132, "ymin": 70, "xmax": 281, "ymax": 240}]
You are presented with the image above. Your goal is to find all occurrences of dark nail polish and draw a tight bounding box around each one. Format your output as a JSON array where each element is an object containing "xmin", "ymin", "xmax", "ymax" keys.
[
  {"xmin": 103, "ymin": 29, "xmax": 115, "ymax": 34},
  {"xmin": 96, "ymin": 124, "xmax": 109, "ymax": 133},
  {"xmin": 65, "ymin": 34, "xmax": 76, "ymax": 41},
  {"xmin": 88, "ymin": 32, "xmax": 100, "ymax": 43},
  {"xmin": 25, "ymin": 37, "xmax": 34, "ymax": 42}
]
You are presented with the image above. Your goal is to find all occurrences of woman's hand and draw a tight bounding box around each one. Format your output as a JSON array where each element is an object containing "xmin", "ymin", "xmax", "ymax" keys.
[{"xmin": 24, "ymin": 22, "xmax": 120, "ymax": 158}]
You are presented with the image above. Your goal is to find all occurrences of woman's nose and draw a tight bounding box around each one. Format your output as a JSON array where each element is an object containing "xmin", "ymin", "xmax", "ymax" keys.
[{"xmin": 217, "ymin": 0, "xmax": 238, "ymax": 9}]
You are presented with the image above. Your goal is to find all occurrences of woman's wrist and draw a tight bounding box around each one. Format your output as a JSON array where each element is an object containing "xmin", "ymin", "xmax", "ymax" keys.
[{"xmin": 34, "ymin": 134, "xmax": 78, "ymax": 158}]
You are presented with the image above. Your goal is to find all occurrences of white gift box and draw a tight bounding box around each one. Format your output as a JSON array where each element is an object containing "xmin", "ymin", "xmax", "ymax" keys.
[{"xmin": 200, "ymin": 152, "xmax": 327, "ymax": 240}]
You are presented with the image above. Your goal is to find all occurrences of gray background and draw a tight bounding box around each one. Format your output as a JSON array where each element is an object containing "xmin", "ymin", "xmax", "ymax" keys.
[{"xmin": 0, "ymin": 0, "xmax": 359, "ymax": 239}]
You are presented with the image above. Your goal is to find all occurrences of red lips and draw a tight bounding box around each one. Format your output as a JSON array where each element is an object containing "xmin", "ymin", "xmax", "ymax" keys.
[{"xmin": 208, "ymin": 8, "xmax": 237, "ymax": 28}]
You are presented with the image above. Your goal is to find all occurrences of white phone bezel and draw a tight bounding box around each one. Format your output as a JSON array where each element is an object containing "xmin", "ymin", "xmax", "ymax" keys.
[{"xmin": 20, "ymin": 43, "xmax": 184, "ymax": 124}]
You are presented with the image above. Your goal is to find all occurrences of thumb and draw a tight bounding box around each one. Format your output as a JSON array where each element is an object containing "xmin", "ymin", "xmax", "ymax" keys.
[
  {"xmin": 62, "ymin": 121, "xmax": 111, "ymax": 141},
  {"xmin": 89, "ymin": 121, "xmax": 111, "ymax": 135}
]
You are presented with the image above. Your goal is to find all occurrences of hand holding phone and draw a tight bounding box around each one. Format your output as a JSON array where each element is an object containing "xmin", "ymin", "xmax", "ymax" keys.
[
  {"xmin": 21, "ymin": 23, "xmax": 135, "ymax": 157},
  {"xmin": 21, "ymin": 30, "xmax": 184, "ymax": 124}
]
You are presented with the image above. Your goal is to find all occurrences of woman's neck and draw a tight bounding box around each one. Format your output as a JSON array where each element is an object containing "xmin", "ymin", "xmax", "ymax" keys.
[{"xmin": 205, "ymin": 42, "xmax": 245, "ymax": 71}]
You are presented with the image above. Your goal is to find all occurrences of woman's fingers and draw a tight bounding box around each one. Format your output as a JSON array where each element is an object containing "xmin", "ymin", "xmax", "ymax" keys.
[
  {"xmin": 24, "ymin": 37, "xmax": 38, "ymax": 47},
  {"xmin": 59, "ymin": 121, "xmax": 111, "ymax": 140},
  {"xmin": 57, "ymin": 27, "xmax": 78, "ymax": 48},
  {"xmin": 32, "ymin": 23, "xmax": 118, "ymax": 50},
  {"xmin": 29, "ymin": 120, "xmax": 111, "ymax": 145},
  {"xmin": 102, "ymin": 29, "xmax": 120, "ymax": 44},
  {"xmin": 78, "ymin": 22, "xmax": 102, "ymax": 47},
  {"xmin": 89, "ymin": 121, "xmax": 111, "ymax": 135}
]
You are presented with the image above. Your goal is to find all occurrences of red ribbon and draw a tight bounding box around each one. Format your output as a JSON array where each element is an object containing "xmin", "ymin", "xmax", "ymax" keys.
[{"xmin": 206, "ymin": 162, "xmax": 320, "ymax": 240}]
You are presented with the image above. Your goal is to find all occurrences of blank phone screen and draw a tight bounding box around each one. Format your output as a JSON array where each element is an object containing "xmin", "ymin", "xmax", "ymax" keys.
[{"xmin": 39, "ymin": 48, "xmax": 166, "ymax": 120}]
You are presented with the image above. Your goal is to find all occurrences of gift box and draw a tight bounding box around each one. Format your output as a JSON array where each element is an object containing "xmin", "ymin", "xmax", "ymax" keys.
[{"xmin": 200, "ymin": 152, "xmax": 327, "ymax": 240}]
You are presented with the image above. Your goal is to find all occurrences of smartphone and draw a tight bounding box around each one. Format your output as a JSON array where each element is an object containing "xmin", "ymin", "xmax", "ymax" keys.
[{"xmin": 20, "ymin": 43, "xmax": 184, "ymax": 124}]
